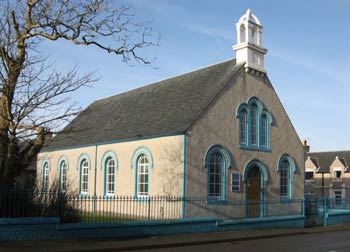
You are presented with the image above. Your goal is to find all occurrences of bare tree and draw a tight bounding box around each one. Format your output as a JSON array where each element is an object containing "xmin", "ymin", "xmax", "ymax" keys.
[{"xmin": 0, "ymin": 0, "xmax": 159, "ymax": 185}]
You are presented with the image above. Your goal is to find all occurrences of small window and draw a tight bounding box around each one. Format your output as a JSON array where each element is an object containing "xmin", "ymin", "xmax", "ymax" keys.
[
  {"xmin": 335, "ymin": 191, "xmax": 342, "ymax": 205},
  {"xmin": 60, "ymin": 161, "xmax": 68, "ymax": 192},
  {"xmin": 80, "ymin": 159, "xmax": 89, "ymax": 194},
  {"xmin": 305, "ymin": 171, "xmax": 314, "ymax": 180},
  {"xmin": 43, "ymin": 162, "xmax": 49, "ymax": 191},
  {"xmin": 334, "ymin": 170, "xmax": 342, "ymax": 180},
  {"xmin": 106, "ymin": 157, "xmax": 115, "ymax": 196},
  {"xmin": 137, "ymin": 154, "xmax": 149, "ymax": 197},
  {"xmin": 231, "ymin": 173, "xmax": 241, "ymax": 192}
]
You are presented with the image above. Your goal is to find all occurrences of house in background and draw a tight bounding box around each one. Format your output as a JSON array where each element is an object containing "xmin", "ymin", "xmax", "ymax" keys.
[
  {"xmin": 305, "ymin": 147, "xmax": 350, "ymax": 201},
  {"xmin": 37, "ymin": 10, "xmax": 305, "ymax": 219}
]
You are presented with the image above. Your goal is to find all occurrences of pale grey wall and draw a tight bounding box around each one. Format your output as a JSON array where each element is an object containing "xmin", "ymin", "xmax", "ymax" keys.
[{"xmin": 185, "ymin": 68, "xmax": 305, "ymax": 200}]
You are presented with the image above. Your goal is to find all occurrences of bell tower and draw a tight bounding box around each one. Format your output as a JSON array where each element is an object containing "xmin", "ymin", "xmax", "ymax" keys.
[{"xmin": 232, "ymin": 9, "xmax": 267, "ymax": 75}]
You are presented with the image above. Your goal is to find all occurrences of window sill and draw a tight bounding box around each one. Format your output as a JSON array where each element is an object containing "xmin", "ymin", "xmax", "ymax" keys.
[
  {"xmin": 238, "ymin": 144, "xmax": 271, "ymax": 152},
  {"xmin": 134, "ymin": 195, "xmax": 150, "ymax": 201},
  {"xmin": 207, "ymin": 198, "xmax": 227, "ymax": 205},
  {"xmin": 103, "ymin": 194, "xmax": 115, "ymax": 199},
  {"xmin": 279, "ymin": 197, "xmax": 293, "ymax": 203}
]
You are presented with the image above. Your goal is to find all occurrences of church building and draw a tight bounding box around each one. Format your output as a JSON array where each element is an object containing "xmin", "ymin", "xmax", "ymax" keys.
[{"xmin": 37, "ymin": 10, "xmax": 305, "ymax": 219}]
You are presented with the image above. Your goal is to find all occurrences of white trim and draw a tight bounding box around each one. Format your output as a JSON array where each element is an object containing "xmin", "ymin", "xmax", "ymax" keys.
[{"xmin": 333, "ymin": 167, "xmax": 342, "ymax": 171}]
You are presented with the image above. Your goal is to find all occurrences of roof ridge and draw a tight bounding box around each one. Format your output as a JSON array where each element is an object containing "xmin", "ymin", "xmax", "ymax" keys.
[
  {"xmin": 308, "ymin": 150, "xmax": 350, "ymax": 154},
  {"xmin": 95, "ymin": 58, "xmax": 236, "ymax": 103}
]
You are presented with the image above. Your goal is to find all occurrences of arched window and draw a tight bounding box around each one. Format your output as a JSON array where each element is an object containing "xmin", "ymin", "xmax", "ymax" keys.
[
  {"xmin": 43, "ymin": 162, "xmax": 49, "ymax": 191},
  {"xmin": 208, "ymin": 153, "xmax": 223, "ymax": 198},
  {"xmin": 261, "ymin": 114, "xmax": 268, "ymax": 148},
  {"xmin": 250, "ymin": 103, "xmax": 258, "ymax": 146},
  {"xmin": 240, "ymin": 24, "xmax": 246, "ymax": 43},
  {"xmin": 60, "ymin": 160, "xmax": 68, "ymax": 192},
  {"xmin": 277, "ymin": 154, "xmax": 296, "ymax": 199},
  {"xmin": 137, "ymin": 154, "xmax": 149, "ymax": 197},
  {"xmin": 279, "ymin": 160, "xmax": 290, "ymax": 198},
  {"xmin": 204, "ymin": 145, "xmax": 232, "ymax": 201},
  {"xmin": 80, "ymin": 159, "xmax": 89, "ymax": 195},
  {"xmin": 105, "ymin": 157, "xmax": 115, "ymax": 196},
  {"xmin": 252, "ymin": 29, "xmax": 257, "ymax": 44},
  {"xmin": 236, "ymin": 97, "xmax": 272, "ymax": 151},
  {"xmin": 239, "ymin": 109, "xmax": 247, "ymax": 144}
]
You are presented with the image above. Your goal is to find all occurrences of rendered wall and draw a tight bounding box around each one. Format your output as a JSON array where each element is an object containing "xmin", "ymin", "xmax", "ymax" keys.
[
  {"xmin": 185, "ymin": 68, "xmax": 305, "ymax": 203},
  {"xmin": 37, "ymin": 135, "xmax": 183, "ymax": 197}
]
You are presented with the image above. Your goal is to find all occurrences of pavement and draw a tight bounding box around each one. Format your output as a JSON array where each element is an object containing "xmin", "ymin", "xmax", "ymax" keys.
[{"xmin": 1, "ymin": 223, "xmax": 350, "ymax": 252}]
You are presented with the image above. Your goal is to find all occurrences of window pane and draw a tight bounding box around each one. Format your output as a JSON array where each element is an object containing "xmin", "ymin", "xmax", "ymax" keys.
[
  {"xmin": 208, "ymin": 153, "xmax": 223, "ymax": 198},
  {"xmin": 305, "ymin": 171, "xmax": 313, "ymax": 180},
  {"xmin": 240, "ymin": 111, "xmax": 247, "ymax": 144},
  {"xmin": 137, "ymin": 155, "xmax": 149, "ymax": 196},
  {"xmin": 280, "ymin": 160, "xmax": 289, "ymax": 197},
  {"xmin": 250, "ymin": 104, "xmax": 257, "ymax": 145},
  {"xmin": 61, "ymin": 161, "xmax": 67, "ymax": 191},
  {"xmin": 81, "ymin": 159, "xmax": 89, "ymax": 193},
  {"xmin": 43, "ymin": 163, "xmax": 49, "ymax": 190},
  {"xmin": 261, "ymin": 115, "xmax": 267, "ymax": 147},
  {"xmin": 106, "ymin": 157, "xmax": 115, "ymax": 194}
]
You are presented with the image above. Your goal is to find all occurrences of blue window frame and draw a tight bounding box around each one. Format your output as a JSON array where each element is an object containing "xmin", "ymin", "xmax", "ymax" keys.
[
  {"xmin": 101, "ymin": 150, "xmax": 118, "ymax": 197},
  {"xmin": 277, "ymin": 154, "xmax": 297, "ymax": 199},
  {"xmin": 250, "ymin": 103, "xmax": 258, "ymax": 146},
  {"xmin": 42, "ymin": 161, "xmax": 50, "ymax": 191},
  {"xmin": 261, "ymin": 114, "xmax": 267, "ymax": 148},
  {"xmin": 80, "ymin": 159, "xmax": 89, "ymax": 195},
  {"xmin": 105, "ymin": 157, "xmax": 115, "ymax": 196},
  {"xmin": 60, "ymin": 160, "xmax": 68, "ymax": 192},
  {"xmin": 279, "ymin": 160, "xmax": 289, "ymax": 197},
  {"xmin": 76, "ymin": 153, "xmax": 91, "ymax": 196},
  {"xmin": 239, "ymin": 109, "xmax": 247, "ymax": 144},
  {"xmin": 236, "ymin": 97, "xmax": 272, "ymax": 151},
  {"xmin": 137, "ymin": 154, "xmax": 149, "ymax": 197},
  {"xmin": 131, "ymin": 146, "xmax": 153, "ymax": 199},
  {"xmin": 204, "ymin": 145, "xmax": 233, "ymax": 202},
  {"xmin": 208, "ymin": 153, "xmax": 223, "ymax": 198}
]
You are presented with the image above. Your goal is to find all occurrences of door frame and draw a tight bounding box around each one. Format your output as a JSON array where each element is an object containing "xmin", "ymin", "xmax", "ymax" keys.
[{"xmin": 243, "ymin": 159, "xmax": 268, "ymax": 217}]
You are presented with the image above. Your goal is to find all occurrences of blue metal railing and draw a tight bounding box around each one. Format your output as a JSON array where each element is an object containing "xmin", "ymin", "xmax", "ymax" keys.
[{"xmin": 0, "ymin": 188, "xmax": 304, "ymax": 224}]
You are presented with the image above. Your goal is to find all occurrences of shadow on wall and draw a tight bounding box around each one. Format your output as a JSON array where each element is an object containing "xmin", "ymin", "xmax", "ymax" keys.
[{"xmin": 158, "ymin": 143, "xmax": 183, "ymax": 195}]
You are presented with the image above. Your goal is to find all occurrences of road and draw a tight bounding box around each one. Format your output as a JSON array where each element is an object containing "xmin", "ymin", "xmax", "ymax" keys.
[{"xmin": 133, "ymin": 229, "xmax": 350, "ymax": 252}]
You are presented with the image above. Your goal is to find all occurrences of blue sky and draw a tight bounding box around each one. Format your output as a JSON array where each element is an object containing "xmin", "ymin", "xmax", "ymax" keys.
[{"xmin": 42, "ymin": 0, "xmax": 350, "ymax": 152}]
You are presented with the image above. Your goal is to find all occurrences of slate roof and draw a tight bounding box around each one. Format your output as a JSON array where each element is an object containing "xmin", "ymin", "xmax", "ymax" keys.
[
  {"xmin": 307, "ymin": 151, "xmax": 350, "ymax": 173},
  {"xmin": 43, "ymin": 58, "xmax": 243, "ymax": 151},
  {"xmin": 308, "ymin": 157, "xmax": 319, "ymax": 168}
]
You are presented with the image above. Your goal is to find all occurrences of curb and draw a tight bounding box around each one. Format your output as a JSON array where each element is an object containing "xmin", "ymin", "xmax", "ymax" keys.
[{"xmin": 63, "ymin": 231, "xmax": 309, "ymax": 252}]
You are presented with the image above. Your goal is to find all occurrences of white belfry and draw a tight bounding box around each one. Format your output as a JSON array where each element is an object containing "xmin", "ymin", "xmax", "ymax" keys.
[{"xmin": 233, "ymin": 9, "xmax": 267, "ymax": 74}]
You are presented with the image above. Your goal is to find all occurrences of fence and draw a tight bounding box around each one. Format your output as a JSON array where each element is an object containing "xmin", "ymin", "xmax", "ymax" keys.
[
  {"xmin": 0, "ymin": 188, "xmax": 304, "ymax": 224},
  {"xmin": 305, "ymin": 197, "xmax": 350, "ymax": 227}
]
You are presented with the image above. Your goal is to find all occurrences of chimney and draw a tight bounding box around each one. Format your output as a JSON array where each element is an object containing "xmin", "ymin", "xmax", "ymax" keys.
[{"xmin": 303, "ymin": 140, "xmax": 310, "ymax": 153}]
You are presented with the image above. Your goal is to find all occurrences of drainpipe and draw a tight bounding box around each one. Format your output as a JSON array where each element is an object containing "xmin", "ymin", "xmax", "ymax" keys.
[
  {"xmin": 182, "ymin": 134, "xmax": 187, "ymax": 219},
  {"xmin": 93, "ymin": 145, "xmax": 98, "ymax": 214},
  {"xmin": 321, "ymin": 173, "xmax": 325, "ymax": 198}
]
